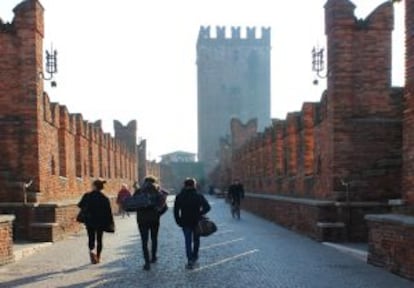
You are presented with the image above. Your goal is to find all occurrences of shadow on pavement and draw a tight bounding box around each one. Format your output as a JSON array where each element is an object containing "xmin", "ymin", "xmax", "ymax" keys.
[{"xmin": 0, "ymin": 264, "xmax": 90, "ymax": 288}]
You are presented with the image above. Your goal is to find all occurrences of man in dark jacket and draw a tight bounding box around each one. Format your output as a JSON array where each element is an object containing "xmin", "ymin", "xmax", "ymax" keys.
[
  {"xmin": 136, "ymin": 176, "xmax": 163, "ymax": 271},
  {"xmin": 174, "ymin": 178, "xmax": 210, "ymax": 269},
  {"xmin": 228, "ymin": 179, "xmax": 245, "ymax": 219}
]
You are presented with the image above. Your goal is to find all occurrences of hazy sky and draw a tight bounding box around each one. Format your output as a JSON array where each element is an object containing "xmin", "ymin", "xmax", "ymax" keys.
[{"xmin": 0, "ymin": 0, "xmax": 405, "ymax": 160}]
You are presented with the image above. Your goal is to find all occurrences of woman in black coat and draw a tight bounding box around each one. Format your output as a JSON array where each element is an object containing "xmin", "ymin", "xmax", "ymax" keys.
[{"xmin": 78, "ymin": 179, "xmax": 114, "ymax": 264}]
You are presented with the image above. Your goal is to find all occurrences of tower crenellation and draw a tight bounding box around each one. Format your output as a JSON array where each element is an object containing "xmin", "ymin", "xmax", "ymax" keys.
[
  {"xmin": 231, "ymin": 26, "xmax": 241, "ymax": 39},
  {"xmin": 246, "ymin": 27, "xmax": 256, "ymax": 39},
  {"xmin": 197, "ymin": 26, "xmax": 271, "ymax": 45}
]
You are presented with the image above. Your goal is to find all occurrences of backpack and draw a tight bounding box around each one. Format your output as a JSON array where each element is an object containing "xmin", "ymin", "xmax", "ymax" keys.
[
  {"xmin": 123, "ymin": 183, "xmax": 160, "ymax": 212},
  {"xmin": 122, "ymin": 192, "xmax": 152, "ymax": 211}
]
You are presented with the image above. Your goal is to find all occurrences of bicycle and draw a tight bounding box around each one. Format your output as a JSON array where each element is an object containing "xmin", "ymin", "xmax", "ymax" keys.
[{"xmin": 231, "ymin": 201, "xmax": 241, "ymax": 220}]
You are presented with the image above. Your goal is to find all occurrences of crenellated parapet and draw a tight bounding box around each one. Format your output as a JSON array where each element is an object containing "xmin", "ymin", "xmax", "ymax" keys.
[
  {"xmin": 229, "ymin": 88, "xmax": 331, "ymax": 196},
  {"xmin": 197, "ymin": 26, "xmax": 270, "ymax": 46}
]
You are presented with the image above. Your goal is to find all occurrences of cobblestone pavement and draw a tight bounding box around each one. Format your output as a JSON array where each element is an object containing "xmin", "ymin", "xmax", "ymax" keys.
[{"xmin": 0, "ymin": 196, "xmax": 412, "ymax": 288}]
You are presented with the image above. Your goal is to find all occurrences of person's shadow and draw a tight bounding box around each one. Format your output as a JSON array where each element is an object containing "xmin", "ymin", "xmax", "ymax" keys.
[{"xmin": 0, "ymin": 264, "xmax": 90, "ymax": 288}]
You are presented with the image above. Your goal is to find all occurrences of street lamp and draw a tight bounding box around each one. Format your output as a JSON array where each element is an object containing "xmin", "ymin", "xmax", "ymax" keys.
[
  {"xmin": 312, "ymin": 46, "xmax": 327, "ymax": 85},
  {"xmin": 39, "ymin": 44, "xmax": 58, "ymax": 87}
]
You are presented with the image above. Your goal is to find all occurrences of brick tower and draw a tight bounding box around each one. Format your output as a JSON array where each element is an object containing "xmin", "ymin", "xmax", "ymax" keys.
[{"xmin": 197, "ymin": 26, "xmax": 271, "ymax": 173}]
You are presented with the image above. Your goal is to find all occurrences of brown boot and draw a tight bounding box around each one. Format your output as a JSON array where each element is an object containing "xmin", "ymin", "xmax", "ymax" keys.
[{"xmin": 89, "ymin": 251, "xmax": 98, "ymax": 264}]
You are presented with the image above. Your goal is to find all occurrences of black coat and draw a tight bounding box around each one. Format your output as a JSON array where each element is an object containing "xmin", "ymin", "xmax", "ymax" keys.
[
  {"xmin": 174, "ymin": 188, "xmax": 211, "ymax": 228},
  {"xmin": 228, "ymin": 183, "xmax": 244, "ymax": 204},
  {"xmin": 78, "ymin": 190, "xmax": 114, "ymax": 231}
]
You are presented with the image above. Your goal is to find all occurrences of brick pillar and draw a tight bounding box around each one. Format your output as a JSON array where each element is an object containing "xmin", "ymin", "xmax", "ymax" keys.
[
  {"xmin": 58, "ymin": 107, "xmax": 69, "ymax": 177},
  {"xmin": 138, "ymin": 140, "xmax": 147, "ymax": 182},
  {"xmin": 264, "ymin": 129, "xmax": 273, "ymax": 179},
  {"xmin": 303, "ymin": 103, "xmax": 316, "ymax": 176},
  {"xmin": 403, "ymin": 0, "xmax": 414, "ymax": 205},
  {"xmin": 0, "ymin": 1, "xmax": 45, "ymax": 192},
  {"xmin": 274, "ymin": 121, "xmax": 284, "ymax": 177},
  {"xmin": 287, "ymin": 113, "xmax": 299, "ymax": 176},
  {"xmin": 325, "ymin": 0, "xmax": 395, "ymax": 200},
  {"xmin": 0, "ymin": 215, "xmax": 15, "ymax": 265},
  {"xmin": 74, "ymin": 115, "xmax": 85, "ymax": 178}
]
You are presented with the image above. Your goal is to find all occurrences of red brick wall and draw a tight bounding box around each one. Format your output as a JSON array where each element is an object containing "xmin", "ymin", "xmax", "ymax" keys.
[
  {"xmin": 366, "ymin": 215, "xmax": 414, "ymax": 281},
  {"xmin": 403, "ymin": 0, "xmax": 414, "ymax": 205},
  {"xmin": 210, "ymin": 118, "xmax": 258, "ymax": 189},
  {"xmin": 244, "ymin": 195, "xmax": 391, "ymax": 242},
  {"xmin": 243, "ymin": 196, "xmax": 325, "ymax": 239},
  {"xmin": 232, "ymin": 102, "xmax": 321, "ymax": 198},
  {"xmin": 0, "ymin": 216, "xmax": 14, "ymax": 265},
  {"xmin": 35, "ymin": 93, "xmax": 137, "ymax": 203}
]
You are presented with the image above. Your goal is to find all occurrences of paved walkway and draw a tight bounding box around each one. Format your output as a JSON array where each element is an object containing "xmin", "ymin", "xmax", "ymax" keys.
[{"xmin": 0, "ymin": 196, "xmax": 412, "ymax": 288}]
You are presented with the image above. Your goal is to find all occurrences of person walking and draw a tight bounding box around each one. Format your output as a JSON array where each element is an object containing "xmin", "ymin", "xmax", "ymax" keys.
[
  {"xmin": 228, "ymin": 179, "xmax": 245, "ymax": 219},
  {"xmin": 174, "ymin": 178, "xmax": 211, "ymax": 269},
  {"xmin": 78, "ymin": 179, "xmax": 115, "ymax": 264},
  {"xmin": 136, "ymin": 176, "xmax": 163, "ymax": 271},
  {"xmin": 116, "ymin": 183, "xmax": 131, "ymax": 218}
]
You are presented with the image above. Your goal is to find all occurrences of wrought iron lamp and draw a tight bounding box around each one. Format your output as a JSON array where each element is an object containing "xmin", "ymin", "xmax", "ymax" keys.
[
  {"xmin": 312, "ymin": 46, "xmax": 328, "ymax": 85},
  {"xmin": 39, "ymin": 44, "xmax": 58, "ymax": 87}
]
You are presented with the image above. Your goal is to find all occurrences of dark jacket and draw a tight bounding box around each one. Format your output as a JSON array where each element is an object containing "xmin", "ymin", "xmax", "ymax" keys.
[
  {"xmin": 78, "ymin": 190, "xmax": 114, "ymax": 231},
  {"xmin": 228, "ymin": 183, "xmax": 244, "ymax": 205},
  {"xmin": 174, "ymin": 188, "xmax": 211, "ymax": 228},
  {"xmin": 135, "ymin": 184, "xmax": 163, "ymax": 225}
]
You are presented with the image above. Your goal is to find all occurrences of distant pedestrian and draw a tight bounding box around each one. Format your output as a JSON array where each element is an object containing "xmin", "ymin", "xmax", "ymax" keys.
[
  {"xmin": 228, "ymin": 179, "xmax": 245, "ymax": 219},
  {"xmin": 116, "ymin": 184, "xmax": 131, "ymax": 218},
  {"xmin": 174, "ymin": 178, "xmax": 211, "ymax": 269},
  {"xmin": 136, "ymin": 176, "xmax": 164, "ymax": 271},
  {"xmin": 78, "ymin": 179, "xmax": 115, "ymax": 264}
]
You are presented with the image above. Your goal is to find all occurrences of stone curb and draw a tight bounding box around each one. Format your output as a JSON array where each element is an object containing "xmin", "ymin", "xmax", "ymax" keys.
[
  {"xmin": 13, "ymin": 242, "xmax": 53, "ymax": 262},
  {"xmin": 322, "ymin": 242, "xmax": 368, "ymax": 262}
]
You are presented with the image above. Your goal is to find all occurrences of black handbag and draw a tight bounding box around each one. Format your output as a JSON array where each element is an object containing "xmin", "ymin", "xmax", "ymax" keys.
[
  {"xmin": 196, "ymin": 217, "xmax": 217, "ymax": 237},
  {"xmin": 76, "ymin": 209, "xmax": 87, "ymax": 223},
  {"xmin": 77, "ymin": 193, "xmax": 90, "ymax": 223},
  {"xmin": 158, "ymin": 204, "xmax": 168, "ymax": 216},
  {"xmin": 104, "ymin": 222, "xmax": 115, "ymax": 233}
]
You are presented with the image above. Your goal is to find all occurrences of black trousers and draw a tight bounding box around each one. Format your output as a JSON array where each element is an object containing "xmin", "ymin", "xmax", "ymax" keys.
[
  {"xmin": 138, "ymin": 222, "xmax": 160, "ymax": 263},
  {"xmin": 86, "ymin": 227, "xmax": 104, "ymax": 256}
]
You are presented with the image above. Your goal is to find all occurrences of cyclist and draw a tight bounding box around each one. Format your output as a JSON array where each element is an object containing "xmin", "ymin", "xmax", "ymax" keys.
[{"xmin": 227, "ymin": 179, "xmax": 244, "ymax": 219}]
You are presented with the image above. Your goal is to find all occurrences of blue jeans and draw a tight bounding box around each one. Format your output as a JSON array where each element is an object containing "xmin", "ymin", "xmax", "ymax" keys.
[{"xmin": 183, "ymin": 227, "xmax": 200, "ymax": 262}]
